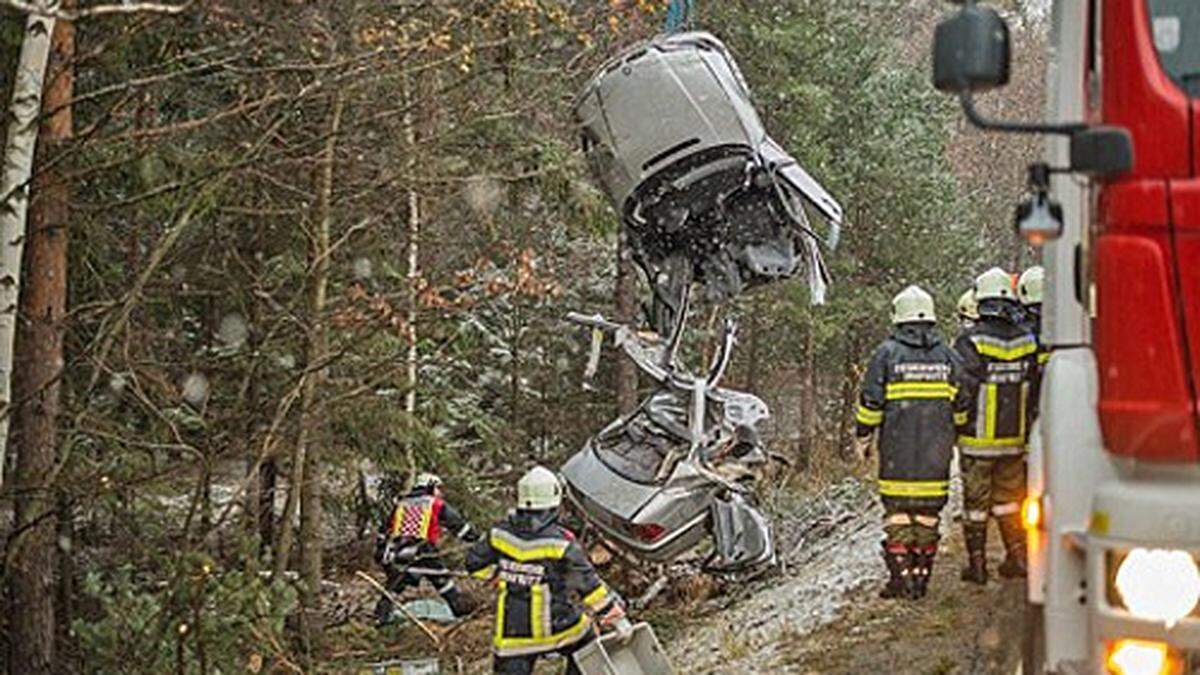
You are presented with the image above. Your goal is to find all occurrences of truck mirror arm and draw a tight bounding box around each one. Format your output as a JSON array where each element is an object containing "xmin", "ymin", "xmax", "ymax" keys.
[
  {"xmin": 959, "ymin": 91, "xmax": 1134, "ymax": 177},
  {"xmin": 958, "ymin": 90, "xmax": 1087, "ymax": 136}
]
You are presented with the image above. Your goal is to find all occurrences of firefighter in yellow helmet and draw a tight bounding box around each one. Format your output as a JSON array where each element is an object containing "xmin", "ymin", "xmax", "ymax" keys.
[
  {"xmin": 466, "ymin": 466, "xmax": 625, "ymax": 674},
  {"xmin": 1017, "ymin": 265, "xmax": 1048, "ymax": 367},
  {"xmin": 954, "ymin": 267, "xmax": 1041, "ymax": 583},
  {"xmin": 957, "ymin": 289, "xmax": 979, "ymax": 330},
  {"xmin": 855, "ymin": 286, "xmax": 971, "ymax": 599},
  {"xmin": 374, "ymin": 472, "xmax": 478, "ymax": 624}
]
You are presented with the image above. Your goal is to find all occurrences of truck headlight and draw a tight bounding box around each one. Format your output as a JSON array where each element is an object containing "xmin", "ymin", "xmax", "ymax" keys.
[
  {"xmin": 1113, "ymin": 548, "xmax": 1200, "ymax": 626},
  {"xmin": 1105, "ymin": 639, "xmax": 1174, "ymax": 675}
]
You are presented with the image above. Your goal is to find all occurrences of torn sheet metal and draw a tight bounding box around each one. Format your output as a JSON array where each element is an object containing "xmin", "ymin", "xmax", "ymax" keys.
[
  {"xmin": 560, "ymin": 313, "xmax": 774, "ymax": 573},
  {"xmin": 709, "ymin": 492, "xmax": 776, "ymax": 572}
]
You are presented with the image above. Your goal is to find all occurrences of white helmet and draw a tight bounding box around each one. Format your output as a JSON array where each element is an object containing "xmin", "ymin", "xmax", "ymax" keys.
[
  {"xmin": 1017, "ymin": 266, "xmax": 1044, "ymax": 306},
  {"xmin": 957, "ymin": 289, "xmax": 979, "ymax": 321},
  {"xmin": 891, "ymin": 285, "xmax": 936, "ymax": 324},
  {"xmin": 974, "ymin": 267, "xmax": 1017, "ymax": 302},
  {"xmin": 413, "ymin": 473, "xmax": 442, "ymax": 490},
  {"xmin": 517, "ymin": 466, "xmax": 562, "ymax": 510}
]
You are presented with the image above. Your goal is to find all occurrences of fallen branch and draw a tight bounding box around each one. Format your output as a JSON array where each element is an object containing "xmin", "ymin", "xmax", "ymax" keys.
[{"xmin": 355, "ymin": 571, "xmax": 441, "ymax": 647}]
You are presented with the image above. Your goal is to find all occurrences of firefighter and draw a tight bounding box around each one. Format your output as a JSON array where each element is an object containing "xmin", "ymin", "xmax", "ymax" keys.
[
  {"xmin": 954, "ymin": 267, "xmax": 1041, "ymax": 583},
  {"xmin": 1017, "ymin": 265, "xmax": 1048, "ymax": 367},
  {"xmin": 855, "ymin": 285, "xmax": 970, "ymax": 600},
  {"xmin": 957, "ymin": 289, "xmax": 979, "ymax": 331},
  {"xmin": 466, "ymin": 466, "xmax": 625, "ymax": 674},
  {"xmin": 374, "ymin": 473, "xmax": 478, "ymax": 625}
]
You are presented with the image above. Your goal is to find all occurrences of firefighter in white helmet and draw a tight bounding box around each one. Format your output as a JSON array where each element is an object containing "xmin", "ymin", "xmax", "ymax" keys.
[
  {"xmin": 374, "ymin": 472, "xmax": 478, "ymax": 624},
  {"xmin": 954, "ymin": 267, "xmax": 1041, "ymax": 583},
  {"xmin": 855, "ymin": 285, "xmax": 970, "ymax": 600},
  {"xmin": 1017, "ymin": 265, "xmax": 1048, "ymax": 367},
  {"xmin": 466, "ymin": 466, "xmax": 625, "ymax": 674},
  {"xmin": 957, "ymin": 289, "xmax": 979, "ymax": 330}
]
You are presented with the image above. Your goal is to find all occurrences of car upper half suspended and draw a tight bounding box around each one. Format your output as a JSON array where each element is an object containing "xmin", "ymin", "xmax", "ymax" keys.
[{"xmin": 574, "ymin": 31, "xmax": 845, "ymax": 331}]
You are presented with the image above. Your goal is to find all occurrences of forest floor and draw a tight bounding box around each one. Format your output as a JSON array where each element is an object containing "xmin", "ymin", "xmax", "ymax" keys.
[{"xmin": 320, "ymin": 468, "xmax": 1024, "ymax": 674}]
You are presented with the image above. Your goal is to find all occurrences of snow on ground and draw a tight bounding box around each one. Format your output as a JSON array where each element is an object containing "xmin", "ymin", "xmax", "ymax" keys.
[
  {"xmin": 667, "ymin": 460, "xmax": 975, "ymax": 674},
  {"xmin": 666, "ymin": 478, "xmax": 886, "ymax": 673}
]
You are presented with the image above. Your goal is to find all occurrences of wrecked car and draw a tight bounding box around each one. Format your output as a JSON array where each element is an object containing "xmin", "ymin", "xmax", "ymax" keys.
[
  {"xmin": 559, "ymin": 311, "xmax": 775, "ymax": 573},
  {"xmin": 573, "ymin": 31, "xmax": 844, "ymax": 331}
]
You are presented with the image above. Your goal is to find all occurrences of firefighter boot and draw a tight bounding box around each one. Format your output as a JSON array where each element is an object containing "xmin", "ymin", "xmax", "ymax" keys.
[
  {"xmin": 997, "ymin": 515, "xmax": 1028, "ymax": 579},
  {"xmin": 373, "ymin": 596, "xmax": 397, "ymax": 626},
  {"xmin": 879, "ymin": 542, "xmax": 909, "ymax": 599},
  {"xmin": 910, "ymin": 546, "xmax": 937, "ymax": 599},
  {"xmin": 442, "ymin": 585, "xmax": 474, "ymax": 618},
  {"xmin": 960, "ymin": 524, "xmax": 988, "ymax": 585}
]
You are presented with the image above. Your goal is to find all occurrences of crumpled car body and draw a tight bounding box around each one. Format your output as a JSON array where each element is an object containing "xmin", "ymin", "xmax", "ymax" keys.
[
  {"xmin": 560, "ymin": 313, "xmax": 776, "ymax": 572},
  {"xmin": 574, "ymin": 31, "xmax": 844, "ymax": 330}
]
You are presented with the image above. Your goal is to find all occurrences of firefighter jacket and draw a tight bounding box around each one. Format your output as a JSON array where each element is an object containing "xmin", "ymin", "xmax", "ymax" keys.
[
  {"xmin": 377, "ymin": 488, "xmax": 476, "ymax": 564},
  {"xmin": 953, "ymin": 312, "xmax": 1041, "ymax": 456},
  {"xmin": 465, "ymin": 511, "xmax": 616, "ymax": 658},
  {"xmin": 855, "ymin": 323, "xmax": 970, "ymax": 508}
]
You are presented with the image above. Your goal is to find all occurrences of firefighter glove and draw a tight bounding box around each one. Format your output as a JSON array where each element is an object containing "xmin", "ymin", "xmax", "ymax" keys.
[{"xmin": 853, "ymin": 433, "xmax": 874, "ymax": 461}]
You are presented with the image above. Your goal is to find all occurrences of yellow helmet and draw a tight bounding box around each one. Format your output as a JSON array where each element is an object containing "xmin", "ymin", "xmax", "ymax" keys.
[
  {"xmin": 957, "ymin": 289, "xmax": 979, "ymax": 320},
  {"xmin": 974, "ymin": 267, "xmax": 1017, "ymax": 302},
  {"xmin": 1017, "ymin": 266, "xmax": 1045, "ymax": 306},
  {"xmin": 891, "ymin": 285, "xmax": 936, "ymax": 324}
]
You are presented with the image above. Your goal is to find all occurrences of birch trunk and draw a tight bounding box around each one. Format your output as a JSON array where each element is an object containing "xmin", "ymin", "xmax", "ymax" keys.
[
  {"xmin": 9, "ymin": 5, "xmax": 70, "ymax": 672},
  {"xmin": 0, "ymin": 2, "xmax": 57, "ymax": 489},
  {"xmin": 403, "ymin": 78, "xmax": 419, "ymax": 477}
]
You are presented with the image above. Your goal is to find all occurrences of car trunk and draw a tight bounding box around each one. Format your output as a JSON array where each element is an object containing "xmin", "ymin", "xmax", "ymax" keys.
[{"xmin": 562, "ymin": 444, "xmax": 662, "ymax": 522}]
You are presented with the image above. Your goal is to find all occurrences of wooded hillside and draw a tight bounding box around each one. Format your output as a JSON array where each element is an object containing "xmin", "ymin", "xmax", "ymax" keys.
[{"xmin": 0, "ymin": 0, "xmax": 1044, "ymax": 671}]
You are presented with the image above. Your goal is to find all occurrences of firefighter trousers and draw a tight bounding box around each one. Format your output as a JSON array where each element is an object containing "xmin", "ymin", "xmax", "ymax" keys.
[
  {"xmin": 881, "ymin": 502, "xmax": 941, "ymax": 549},
  {"xmin": 493, "ymin": 632, "xmax": 596, "ymax": 674},
  {"xmin": 375, "ymin": 556, "xmax": 469, "ymax": 620},
  {"xmin": 960, "ymin": 453, "xmax": 1026, "ymax": 558}
]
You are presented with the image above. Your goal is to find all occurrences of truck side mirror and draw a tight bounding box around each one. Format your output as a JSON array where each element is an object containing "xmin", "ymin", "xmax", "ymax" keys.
[
  {"xmin": 1070, "ymin": 126, "xmax": 1134, "ymax": 177},
  {"xmin": 932, "ymin": 5, "xmax": 1011, "ymax": 93}
]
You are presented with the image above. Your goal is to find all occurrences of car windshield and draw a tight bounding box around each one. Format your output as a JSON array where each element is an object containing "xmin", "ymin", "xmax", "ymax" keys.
[{"xmin": 1149, "ymin": 0, "xmax": 1200, "ymax": 97}]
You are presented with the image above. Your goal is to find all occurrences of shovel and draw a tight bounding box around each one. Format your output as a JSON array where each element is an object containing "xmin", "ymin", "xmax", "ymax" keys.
[{"xmin": 572, "ymin": 618, "xmax": 674, "ymax": 675}]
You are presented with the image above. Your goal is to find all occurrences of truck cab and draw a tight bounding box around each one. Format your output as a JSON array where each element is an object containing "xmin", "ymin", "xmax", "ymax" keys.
[{"xmin": 936, "ymin": 2, "xmax": 1200, "ymax": 673}]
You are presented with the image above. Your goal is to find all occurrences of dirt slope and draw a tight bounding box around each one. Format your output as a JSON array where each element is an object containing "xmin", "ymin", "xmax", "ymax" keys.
[
  {"xmin": 323, "ymin": 475, "xmax": 1024, "ymax": 674},
  {"xmin": 663, "ymin": 477, "xmax": 1025, "ymax": 675}
]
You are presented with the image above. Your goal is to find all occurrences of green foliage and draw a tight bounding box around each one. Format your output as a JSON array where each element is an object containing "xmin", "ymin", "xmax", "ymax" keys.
[
  {"xmin": 706, "ymin": 0, "xmax": 1020, "ymax": 450},
  {"xmin": 73, "ymin": 557, "xmax": 296, "ymax": 673}
]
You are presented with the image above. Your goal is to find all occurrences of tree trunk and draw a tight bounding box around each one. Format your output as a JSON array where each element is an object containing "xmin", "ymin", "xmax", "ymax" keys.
[
  {"xmin": 614, "ymin": 230, "xmax": 638, "ymax": 415},
  {"xmin": 9, "ymin": 5, "xmax": 71, "ymax": 673},
  {"xmin": 402, "ymin": 76, "xmax": 420, "ymax": 478},
  {"xmin": 799, "ymin": 321, "xmax": 817, "ymax": 462},
  {"xmin": 297, "ymin": 89, "xmax": 342, "ymax": 647},
  {"xmin": 0, "ymin": 2, "xmax": 57, "ymax": 489}
]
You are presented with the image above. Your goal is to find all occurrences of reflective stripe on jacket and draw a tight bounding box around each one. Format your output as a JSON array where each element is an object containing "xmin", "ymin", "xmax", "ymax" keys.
[
  {"xmin": 465, "ymin": 514, "xmax": 615, "ymax": 658},
  {"xmin": 855, "ymin": 323, "xmax": 970, "ymax": 508},
  {"xmin": 953, "ymin": 314, "xmax": 1041, "ymax": 455}
]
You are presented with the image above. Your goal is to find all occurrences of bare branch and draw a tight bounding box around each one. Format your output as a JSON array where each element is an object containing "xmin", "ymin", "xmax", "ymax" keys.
[{"xmin": 0, "ymin": 0, "xmax": 190, "ymax": 20}]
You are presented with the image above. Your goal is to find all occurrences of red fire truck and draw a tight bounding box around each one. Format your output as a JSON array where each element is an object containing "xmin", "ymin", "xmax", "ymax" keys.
[{"xmin": 934, "ymin": 2, "xmax": 1200, "ymax": 674}]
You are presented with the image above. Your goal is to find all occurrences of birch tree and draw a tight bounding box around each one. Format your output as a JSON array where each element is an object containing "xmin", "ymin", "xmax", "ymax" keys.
[
  {"xmin": 0, "ymin": 0, "xmax": 57, "ymax": 489},
  {"xmin": 8, "ymin": 4, "xmax": 72, "ymax": 671}
]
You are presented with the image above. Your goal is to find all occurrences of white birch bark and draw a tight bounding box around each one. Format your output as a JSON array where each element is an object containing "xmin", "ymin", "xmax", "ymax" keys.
[
  {"xmin": 402, "ymin": 79, "xmax": 419, "ymax": 477},
  {"xmin": 0, "ymin": 3, "xmax": 58, "ymax": 489}
]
